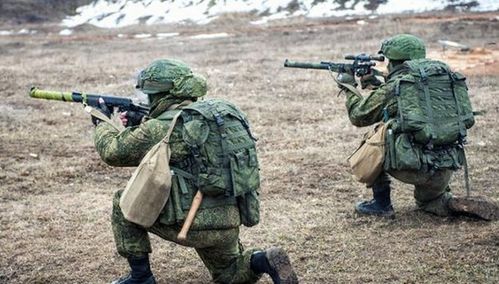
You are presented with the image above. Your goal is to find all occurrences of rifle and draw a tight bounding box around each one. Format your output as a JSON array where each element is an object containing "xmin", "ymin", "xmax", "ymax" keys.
[
  {"xmin": 284, "ymin": 53, "xmax": 385, "ymax": 77},
  {"xmin": 29, "ymin": 87, "xmax": 150, "ymax": 116}
]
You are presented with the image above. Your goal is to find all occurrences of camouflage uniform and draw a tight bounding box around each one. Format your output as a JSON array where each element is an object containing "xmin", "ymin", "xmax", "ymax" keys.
[
  {"xmin": 94, "ymin": 61, "xmax": 261, "ymax": 283},
  {"xmin": 341, "ymin": 63, "xmax": 453, "ymax": 216}
]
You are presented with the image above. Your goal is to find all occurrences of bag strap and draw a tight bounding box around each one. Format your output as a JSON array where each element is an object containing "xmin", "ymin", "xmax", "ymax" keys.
[
  {"xmin": 161, "ymin": 100, "xmax": 192, "ymax": 144},
  {"xmin": 85, "ymin": 106, "xmax": 125, "ymax": 132}
]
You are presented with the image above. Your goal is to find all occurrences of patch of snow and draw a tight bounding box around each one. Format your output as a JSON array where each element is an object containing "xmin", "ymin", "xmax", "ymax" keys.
[
  {"xmin": 117, "ymin": 33, "xmax": 126, "ymax": 38},
  {"xmin": 59, "ymin": 29, "xmax": 73, "ymax": 36},
  {"xmin": 356, "ymin": 20, "xmax": 367, "ymax": 25},
  {"xmin": 0, "ymin": 30, "xmax": 14, "ymax": 36},
  {"xmin": 17, "ymin": 28, "xmax": 37, "ymax": 35},
  {"xmin": 134, "ymin": 33, "xmax": 152, "ymax": 39},
  {"xmin": 251, "ymin": 11, "xmax": 290, "ymax": 25},
  {"xmin": 156, "ymin": 32, "xmax": 179, "ymax": 38},
  {"xmin": 190, "ymin": 33, "xmax": 231, "ymax": 39}
]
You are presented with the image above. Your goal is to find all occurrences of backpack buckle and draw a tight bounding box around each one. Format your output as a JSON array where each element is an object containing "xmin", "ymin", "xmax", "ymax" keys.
[{"xmin": 214, "ymin": 112, "xmax": 224, "ymax": 127}]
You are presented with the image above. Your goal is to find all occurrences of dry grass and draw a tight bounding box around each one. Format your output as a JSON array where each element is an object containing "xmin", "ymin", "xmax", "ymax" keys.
[{"xmin": 1, "ymin": 11, "xmax": 498, "ymax": 284}]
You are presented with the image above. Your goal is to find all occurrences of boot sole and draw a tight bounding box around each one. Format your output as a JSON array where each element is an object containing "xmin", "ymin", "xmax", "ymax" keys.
[
  {"xmin": 266, "ymin": 247, "xmax": 299, "ymax": 284},
  {"xmin": 449, "ymin": 196, "xmax": 499, "ymax": 221},
  {"xmin": 354, "ymin": 209, "xmax": 395, "ymax": 219},
  {"xmin": 354, "ymin": 203, "xmax": 395, "ymax": 218}
]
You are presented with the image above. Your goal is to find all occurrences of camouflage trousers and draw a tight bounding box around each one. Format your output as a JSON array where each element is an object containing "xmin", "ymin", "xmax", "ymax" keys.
[
  {"xmin": 379, "ymin": 169, "xmax": 454, "ymax": 216},
  {"xmin": 112, "ymin": 190, "xmax": 261, "ymax": 284}
]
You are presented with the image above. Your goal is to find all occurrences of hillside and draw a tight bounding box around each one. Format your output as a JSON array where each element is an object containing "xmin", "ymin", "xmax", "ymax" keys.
[
  {"xmin": 63, "ymin": 0, "xmax": 499, "ymax": 28},
  {"xmin": 1, "ymin": 0, "xmax": 499, "ymax": 26},
  {"xmin": 0, "ymin": 0, "xmax": 91, "ymax": 24}
]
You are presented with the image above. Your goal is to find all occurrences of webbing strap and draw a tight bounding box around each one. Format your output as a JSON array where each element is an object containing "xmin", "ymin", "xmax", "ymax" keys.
[
  {"xmin": 85, "ymin": 106, "xmax": 125, "ymax": 132},
  {"xmin": 461, "ymin": 146, "xmax": 471, "ymax": 197},
  {"xmin": 419, "ymin": 66, "xmax": 435, "ymax": 146},
  {"xmin": 180, "ymin": 112, "xmax": 206, "ymax": 174},
  {"xmin": 208, "ymin": 102, "xmax": 229, "ymax": 167},
  {"xmin": 394, "ymin": 80, "xmax": 405, "ymax": 132}
]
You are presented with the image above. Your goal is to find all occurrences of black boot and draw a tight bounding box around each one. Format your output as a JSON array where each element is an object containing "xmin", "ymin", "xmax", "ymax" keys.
[
  {"xmin": 250, "ymin": 247, "xmax": 299, "ymax": 284},
  {"xmin": 355, "ymin": 175, "xmax": 394, "ymax": 217},
  {"xmin": 111, "ymin": 255, "xmax": 156, "ymax": 284}
]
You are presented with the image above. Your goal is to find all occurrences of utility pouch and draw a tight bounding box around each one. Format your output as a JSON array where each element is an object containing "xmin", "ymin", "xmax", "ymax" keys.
[
  {"xmin": 237, "ymin": 190, "xmax": 260, "ymax": 227},
  {"xmin": 391, "ymin": 134, "xmax": 422, "ymax": 171},
  {"xmin": 421, "ymin": 145, "xmax": 464, "ymax": 170},
  {"xmin": 348, "ymin": 122, "xmax": 387, "ymax": 185},
  {"xmin": 230, "ymin": 149, "xmax": 260, "ymax": 197}
]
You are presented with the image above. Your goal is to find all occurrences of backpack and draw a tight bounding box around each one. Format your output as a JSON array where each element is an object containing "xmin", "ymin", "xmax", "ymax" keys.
[
  {"xmin": 385, "ymin": 59, "xmax": 475, "ymax": 194},
  {"xmin": 177, "ymin": 99, "xmax": 261, "ymax": 227},
  {"xmin": 394, "ymin": 59, "xmax": 474, "ymax": 147}
]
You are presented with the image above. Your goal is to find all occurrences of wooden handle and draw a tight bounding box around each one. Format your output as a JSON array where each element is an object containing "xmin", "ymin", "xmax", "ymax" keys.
[{"xmin": 177, "ymin": 190, "xmax": 203, "ymax": 241}]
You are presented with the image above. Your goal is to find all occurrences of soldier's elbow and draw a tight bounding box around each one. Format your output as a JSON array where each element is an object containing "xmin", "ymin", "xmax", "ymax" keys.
[
  {"xmin": 348, "ymin": 115, "xmax": 369, "ymax": 127},
  {"xmin": 99, "ymin": 151, "xmax": 130, "ymax": 167}
]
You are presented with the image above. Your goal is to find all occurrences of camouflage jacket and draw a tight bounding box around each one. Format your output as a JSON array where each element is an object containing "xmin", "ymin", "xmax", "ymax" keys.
[
  {"xmin": 341, "ymin": 65, "xmax": 407, "ymax": 127},
  {"xmin": 94, "ymin": 97, "xmax": 240, "ymax": 230}
]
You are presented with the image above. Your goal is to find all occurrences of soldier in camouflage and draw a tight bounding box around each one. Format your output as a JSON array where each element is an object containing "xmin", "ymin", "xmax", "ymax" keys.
[
  {"xmin": 336, "ymin": 34, "xmax": 499, "ymax": 220},
  {"xmin": 92, "ymin": 59, "xmax": 298, "ymax": 284}
]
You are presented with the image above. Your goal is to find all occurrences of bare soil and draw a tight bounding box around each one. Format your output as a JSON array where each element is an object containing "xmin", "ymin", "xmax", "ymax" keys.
[{"xmin": 1, "ymin": 11, "xmax": 498, "ymax": 284}]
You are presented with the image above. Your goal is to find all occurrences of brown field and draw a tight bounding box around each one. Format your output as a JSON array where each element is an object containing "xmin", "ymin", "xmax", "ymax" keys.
[{"xmin": 1, "ymin": 11, "xmax": 498, "ymax": 284}]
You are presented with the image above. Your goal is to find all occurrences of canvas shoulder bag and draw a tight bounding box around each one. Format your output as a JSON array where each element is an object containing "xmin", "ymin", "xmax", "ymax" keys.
[
  {"xmin": 348, "ymin": 122, "xmax": 388, "ymax": 185},
  {"xmin": 119, "ymin": 109, "xmax": 183, "ymax": 227}
]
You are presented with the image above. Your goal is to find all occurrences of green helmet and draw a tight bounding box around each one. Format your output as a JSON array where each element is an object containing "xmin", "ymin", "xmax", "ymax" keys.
[
  {"xmin": 136, "ymin": 59, "xmax": 206, "ymax": 98},
  {"xmin": 379, "ymin": 34, "xmax": 426, "ymax": 61}
]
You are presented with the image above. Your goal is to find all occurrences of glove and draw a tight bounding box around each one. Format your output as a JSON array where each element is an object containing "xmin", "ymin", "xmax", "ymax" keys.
[
  {"xmin": 119, "ymin": 110, "xmax": 144, "ymax": 127},
  {"xmin": 91, "ymin": 98, "xmax": 112, "ymax": 126},
  {"xmin": 336, "ymin": 72, "xmax": 357, "ymax": 87},
  {"xmin": 360, "ymin": 72, "xmax": 383, "ymax": 89}
]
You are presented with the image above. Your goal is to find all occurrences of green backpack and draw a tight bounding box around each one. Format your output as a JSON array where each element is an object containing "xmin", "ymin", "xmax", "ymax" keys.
[
  {"xmin": 179, "ymin": 99, "xmax": 260, "ymax": 227},
  {"xmin": 394, "ymin": 59, "xmax": 474, "ymax": 146}
]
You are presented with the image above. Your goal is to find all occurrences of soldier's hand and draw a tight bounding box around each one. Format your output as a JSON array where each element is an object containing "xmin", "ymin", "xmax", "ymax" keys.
[
  {"xmin": 119, "ymin": 111, "xmax": 144, "ymax": 127},
  {"xmin": 360, "ymin": 71, "xmax": 382, "ymax": 89},
  {"xmin": 91, "ymin": 97, "xmax": 112, "ymax": 126},
  {"xmin": 336, "ymin": 72, "xmax": 357, "ymax": 87}
]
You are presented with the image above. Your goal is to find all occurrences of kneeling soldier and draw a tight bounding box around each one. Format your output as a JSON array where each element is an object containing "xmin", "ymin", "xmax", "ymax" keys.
[{"xmin": 92, "ymin": 59, "xmax": 299, "ymax": 284}]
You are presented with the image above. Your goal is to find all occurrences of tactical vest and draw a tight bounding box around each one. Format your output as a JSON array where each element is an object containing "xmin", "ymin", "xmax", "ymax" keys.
[
  {"xmin": 385, "ymin": 59, "xmax": 475, "ymax": 172},
  {"xmin": 157, "ymin": 99, "xmax": 261, "ymax": 229}
]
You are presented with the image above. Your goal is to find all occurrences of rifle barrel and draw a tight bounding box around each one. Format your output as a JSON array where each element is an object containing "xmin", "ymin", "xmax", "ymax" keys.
[
  {"xmin": 284, "ymin": 60, "xmax": 331, "ymax": 70},
  {"xmin": 29, "ymin": 87, "xmax": 79, "ymax": 102}
]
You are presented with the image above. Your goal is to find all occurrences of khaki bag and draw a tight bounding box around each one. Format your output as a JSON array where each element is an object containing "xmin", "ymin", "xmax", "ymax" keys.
[
  {"xmin": 348, "ymin": 122, "xmax": 387, "ymax": 185},
  {"xmin": 119, "ymin": 110, "xmax": 183, "ymax": 227}
]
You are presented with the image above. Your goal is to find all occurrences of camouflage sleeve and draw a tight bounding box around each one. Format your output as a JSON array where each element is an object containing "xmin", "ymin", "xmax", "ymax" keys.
[
  {"xmin": 344, "ymin": 81, "xmax": 398, "ymax": 127},
  {"xmin": 94, "ymin": 119, "xmax": 189, "ymax": 167}
]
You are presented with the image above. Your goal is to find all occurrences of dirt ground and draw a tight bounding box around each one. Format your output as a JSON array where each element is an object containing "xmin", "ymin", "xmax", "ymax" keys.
[{"xmin": 1, "ymin": 11, "xmax": 498, "ymax": 284}]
